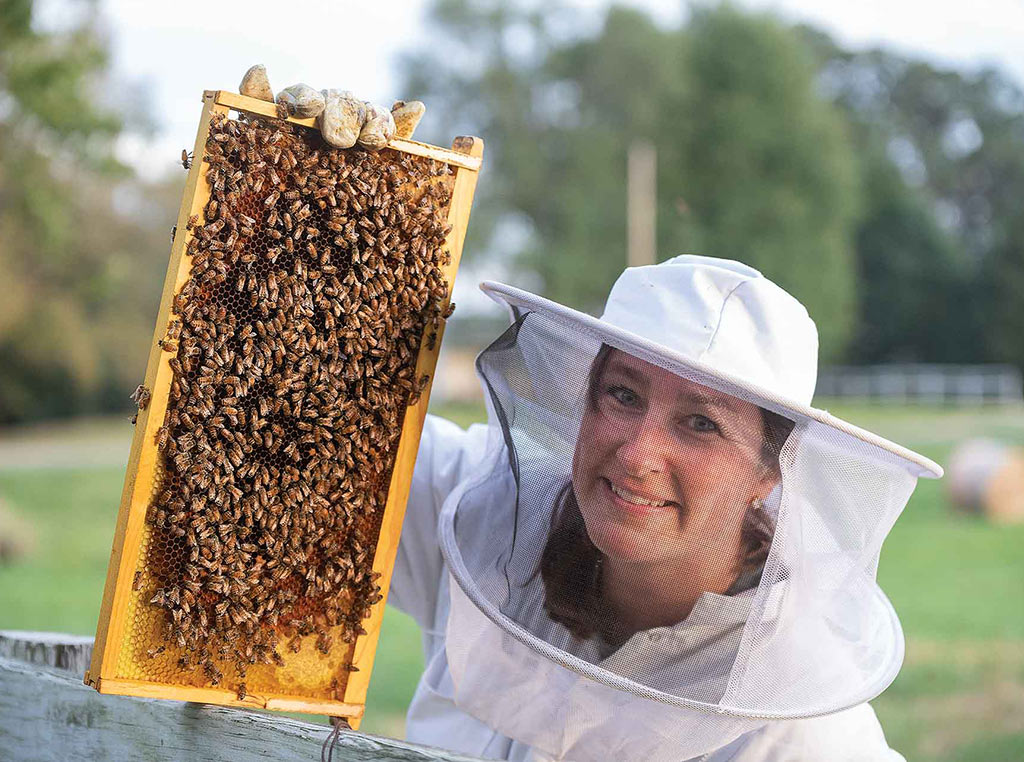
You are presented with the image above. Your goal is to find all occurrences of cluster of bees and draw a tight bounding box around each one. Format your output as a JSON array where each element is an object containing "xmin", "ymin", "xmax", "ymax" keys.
[{"xmin": 141, "ymin": 111, "xmax": 454, "ymax": 693}]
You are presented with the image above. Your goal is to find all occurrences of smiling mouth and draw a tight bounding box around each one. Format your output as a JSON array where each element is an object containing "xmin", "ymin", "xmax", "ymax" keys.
[{"xmin": 605, "ymin": 478, "xmax": 676, "ymax": 509}]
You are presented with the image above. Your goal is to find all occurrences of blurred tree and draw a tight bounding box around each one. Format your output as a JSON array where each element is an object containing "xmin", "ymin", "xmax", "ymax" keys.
[
  {"xmin": 802, "ymin": 30, "xmax": 1024, "ymax": 366},
  {"xmin": 399, "ymin": 0, "xmax": 654, "ymax": 310},
  {"xmin": 988, "ymin": 203, "xmax": 1024, "ymax": 370},
  {"xmin": 401, "ymin": 2, "xmax": 861, "ymax": 358},
  {"xmin": 0, "ymin": 0, "xmax": 168, "ymax": 422},
  {"xmin": 517, "ymin": 6, "xmax": 686, "ymax": 311},
  {"xmin": 848, "ymin": 151, "xmax": 977, "ymax": 362},
  {"xmin": 670, "ymin": 6, "xmax": 860, "ymax": 358}
]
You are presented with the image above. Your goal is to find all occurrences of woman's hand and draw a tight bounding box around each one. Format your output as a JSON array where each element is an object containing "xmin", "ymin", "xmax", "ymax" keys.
[{"xmin": 238, "ymin": 64, "xmax": 425, "ymax": 150}]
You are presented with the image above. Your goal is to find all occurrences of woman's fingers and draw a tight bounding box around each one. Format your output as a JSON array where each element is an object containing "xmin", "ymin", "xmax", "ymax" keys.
[
  {"xmin": 357, "ymin": 102, "xmax": 396, "ymax": 151},
  {"xmin": 318, "ymin": 90, "xmax": 366, "ymax": 148},
  {"xmin": 391, "ymin": 100, "xmax": 425, "ymax": 139},
  {"xmin": 238, "ymin": 66, "xmax": 424, "ymax": 146},
  {"xmin": 239, "ymin": 65, "xmax": 275, "ymax": 103},
  {"xmin": 276, "ymin": 83, "xmax": 326, "ymax": 119}
]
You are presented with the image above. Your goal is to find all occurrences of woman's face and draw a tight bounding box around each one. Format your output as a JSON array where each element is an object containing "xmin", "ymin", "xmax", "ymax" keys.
[{"xmin": 572, "ymin": 349, "xmax": 779, "ymax": 580}]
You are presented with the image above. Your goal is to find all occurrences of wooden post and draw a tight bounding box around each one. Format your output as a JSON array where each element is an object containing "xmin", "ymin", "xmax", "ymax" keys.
[
  {"xmin": 3, "ymin": 630, "xmax": 487, "ymax": 761},
  {"xmin": 627, "ymin": 140, "xmax": 657, "ymax": 268}
]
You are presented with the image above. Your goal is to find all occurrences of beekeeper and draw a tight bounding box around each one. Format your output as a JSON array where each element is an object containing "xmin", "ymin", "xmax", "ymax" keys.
[{"xmin": 388, "ymin": 255, "xmax": 942, "ymax": 762}]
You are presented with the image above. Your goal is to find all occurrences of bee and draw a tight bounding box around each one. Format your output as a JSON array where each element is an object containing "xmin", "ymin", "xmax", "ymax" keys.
[
  {"xmin": 236, "ymin": 683, "xmax": 247, "ymax": 701},
  {"xmin": 132, "ymin": 571, "xmax": 143, "ymax": 591},
  {"xmin": 315, "ymin": 632, "xmax": 331, "ymax": 655},
  {"xmin": 170, "ymin": 225, "xmax": 177, "ymax": 243},
  {"xmin": 186, "ymin": 214, "xmax": 200, "ymax": 231},
  {"xmin": 130, "ymin": 384, "xmax": 151, "ymax": 411},
  {"xmin": 181, "ymin": 149, "xmax": 193, "ymax": 170},
  {"xmin": 203, "ymin": 661, "xmax": 223, "ymax": 686}
]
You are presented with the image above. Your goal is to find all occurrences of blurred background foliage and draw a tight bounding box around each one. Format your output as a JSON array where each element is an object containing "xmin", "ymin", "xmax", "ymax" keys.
[
  {"xmin": 0, "ymin": 0, "xmax": 176, "ymax": 422},
  {"xmin": 402, "ymin": 0, "xmax": 1024, "ymax": 365},
  {"xmin": 3, "ymin": 0, "xmax": 1024, "ymax": 419}
]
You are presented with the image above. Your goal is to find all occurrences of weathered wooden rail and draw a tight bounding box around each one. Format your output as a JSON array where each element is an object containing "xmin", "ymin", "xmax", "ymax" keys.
[{"xmin": 0, "ymin": 630, "xmax": 485, "ymax": 761}]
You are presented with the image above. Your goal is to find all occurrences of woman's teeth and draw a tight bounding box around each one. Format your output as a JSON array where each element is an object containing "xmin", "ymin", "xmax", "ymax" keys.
[{"xmin": 609, "ymin": 482, "xmax": 669, "ymax": 508}]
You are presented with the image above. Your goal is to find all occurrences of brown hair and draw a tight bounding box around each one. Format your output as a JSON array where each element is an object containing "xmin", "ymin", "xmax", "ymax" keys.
[{"xmin": 537, "ymin": 345, "xmax": 795, "ymax": 641}]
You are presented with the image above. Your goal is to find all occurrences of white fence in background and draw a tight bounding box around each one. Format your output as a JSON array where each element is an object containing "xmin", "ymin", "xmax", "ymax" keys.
[{"xmin": 816, "ymin": 365, "xmax": 1024, "ymax": 405}]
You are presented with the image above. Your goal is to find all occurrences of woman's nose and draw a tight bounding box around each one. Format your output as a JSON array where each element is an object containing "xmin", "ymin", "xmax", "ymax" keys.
[{"xmin": 615, "ymin": 419, "xmax": 673, "ymax": 476}]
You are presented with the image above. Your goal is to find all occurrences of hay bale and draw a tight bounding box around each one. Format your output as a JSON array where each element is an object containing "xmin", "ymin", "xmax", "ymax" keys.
[{"xmin": 946, "ymin": 438, "xmax": 1024, "ymax": 524}]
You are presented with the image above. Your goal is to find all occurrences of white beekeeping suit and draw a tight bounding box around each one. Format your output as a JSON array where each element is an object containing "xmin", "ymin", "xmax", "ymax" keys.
[{"xmin": 389, "ymin": 256, "xmax": 939, "ymax": 761}]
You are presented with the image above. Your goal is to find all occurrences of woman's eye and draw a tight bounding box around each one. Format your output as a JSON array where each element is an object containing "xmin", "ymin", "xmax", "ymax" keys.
[
  {"xmin": 687, "ymin": 414, "xmax": 719, "ymax": 433},
  {"xmin": 607, "ymin": 385, "xmax": 641, "ymax": 408}
]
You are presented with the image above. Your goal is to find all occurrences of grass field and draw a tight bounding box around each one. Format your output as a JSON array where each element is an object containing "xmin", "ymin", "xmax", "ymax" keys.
[{"xmin": 1, "ymin": 401, "xmax": 1023, "ymax": 759}]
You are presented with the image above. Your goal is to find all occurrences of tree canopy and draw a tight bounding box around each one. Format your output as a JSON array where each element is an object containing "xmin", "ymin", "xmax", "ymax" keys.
[
  {"xmin": 402, "ymin": 0, "xmax": 1024, "ymax": 367},
  {"xmin": 4, "ymin": 0, "xmax": 1024, "ymax": 421},
  {"xmin": 0, "ymin": 0, "xmax": 171, "ymax": 422}
]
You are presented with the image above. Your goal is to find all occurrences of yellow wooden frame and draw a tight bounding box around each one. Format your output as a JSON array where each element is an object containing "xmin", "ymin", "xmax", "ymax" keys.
[{"xmin": 85, "ymin": 90, "xmax": 483, "ymax": 725}]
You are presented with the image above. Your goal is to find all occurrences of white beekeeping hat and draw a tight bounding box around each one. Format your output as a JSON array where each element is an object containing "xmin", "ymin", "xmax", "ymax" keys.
[{"xmin": 439, "ymin": 255, "xmax": 940, "ymax": 761}]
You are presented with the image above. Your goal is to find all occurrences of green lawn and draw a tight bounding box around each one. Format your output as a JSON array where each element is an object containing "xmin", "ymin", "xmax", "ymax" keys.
[
  {"xmin": 816, "ymin": 403, "xmax": 1024, "ymax": 761},
  {"xmin": 1, "ymin": 402, "xmax": 1023, "ymax": 758}
]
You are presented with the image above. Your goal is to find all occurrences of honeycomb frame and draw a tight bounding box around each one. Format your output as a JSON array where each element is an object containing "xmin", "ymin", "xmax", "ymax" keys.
[{"xmin": 85, "ymin": 90, "xmax": 483, "ymax": 724}]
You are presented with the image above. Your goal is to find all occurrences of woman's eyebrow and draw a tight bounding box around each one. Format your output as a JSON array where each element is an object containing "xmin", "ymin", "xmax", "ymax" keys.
[
  {"xmin": 604, "ymin": 361, "xmax": 647, "ymax": 386},
  {"xmin": 676, "ymin": 391, "xmax": 736, "ymax": 413}
]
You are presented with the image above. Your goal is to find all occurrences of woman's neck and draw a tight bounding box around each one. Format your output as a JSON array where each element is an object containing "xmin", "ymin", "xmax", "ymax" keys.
[{"xmin": 599, "ymin": 555, "xmax": 732, "ymax": 643}]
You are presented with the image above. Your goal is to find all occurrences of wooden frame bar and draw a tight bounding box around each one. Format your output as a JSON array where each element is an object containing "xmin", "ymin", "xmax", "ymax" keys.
[{"xmin": 87, "ymin": 90, "xmax": 483, "ymax": 725}]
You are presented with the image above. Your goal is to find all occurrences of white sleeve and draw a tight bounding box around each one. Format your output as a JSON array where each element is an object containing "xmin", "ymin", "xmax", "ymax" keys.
[
  {"xmin": 387, "ymin": 413, "xmax": 491, "ymax": 632},
  {"xmin": 711, "ymin": 703, "xmax": 905, "ymax": 761}
]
